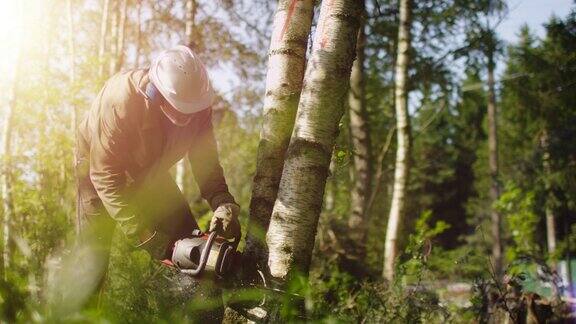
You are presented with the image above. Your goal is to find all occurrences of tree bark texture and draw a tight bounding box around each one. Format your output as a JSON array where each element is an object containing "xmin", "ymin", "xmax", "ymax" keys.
[
  {"xmin": 383, "ymin": 0, "xmax": 412, "ymax": 281},
  {"xmin": 133, "ymin": 0, "xmax": 142, "ymax": 69},
  {"xmin": 98, "ymin": 0, "xmax": 110, "ymax": 79},
  {"xmin": 487, "ymin": 53, "xmax": 502, "ymax": 276},
  {"xmin": 2, "ymin": 53, "xmax": 21, "ymax": 276},
  {"xmin": 109, "ymin": 0, "xmax": 127, "ymax": 75},
  {"xmin": 67, "ymin": 0, "xmax": 77, "ymax": 132},
  {"xmin": 175, "ymin": 0, "xmax": 197, "ymax": 195},
  {"xmin": 116, "ymin": 0, "xmax": 128, "ymax": 71},
  {"xmin": 347, "ymin": 1, "xmax": 372, "ymax": 258},
  {"xmin": 185, "ymin": 0, "xmax": 197, "ymax": 47},
  {"xmin": 1, "ymin": 103, "xmax": 15, "ymax": 277},
  {"xmin": 244, "ymin": 0, "xmax": 314, "ymax": 271},
  {"xmin": 266, "ymin": 0, "xmax": 361, "ymax": 281},
  {"xmin": 541, "ymin": 130, "xmax": 556, "ymax": 258}
]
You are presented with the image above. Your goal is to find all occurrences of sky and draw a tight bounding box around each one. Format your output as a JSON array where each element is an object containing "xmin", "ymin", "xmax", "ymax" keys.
[
  {"xmin": 209, "ymin": 0, "xmax": 576, "ymax": 98},
  {"xmin": 496, "ymin": 0, "xmax": 574, "ymax": 43}
]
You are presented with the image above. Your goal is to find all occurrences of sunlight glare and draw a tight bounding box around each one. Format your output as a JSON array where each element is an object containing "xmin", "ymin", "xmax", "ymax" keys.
[{"xmin": 0, "ymin": 1, "xmax": 23, "ymax": 81}]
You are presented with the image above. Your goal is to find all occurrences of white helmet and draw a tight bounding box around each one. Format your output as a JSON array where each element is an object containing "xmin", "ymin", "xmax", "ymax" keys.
[{"xmin": 149, "ymin": 45, "xmax": 215, "ymax": 114}]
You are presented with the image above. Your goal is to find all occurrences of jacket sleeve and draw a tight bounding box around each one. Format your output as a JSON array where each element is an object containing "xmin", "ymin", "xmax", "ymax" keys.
[
  {"xmin": 89, "ymin": 103, "xmax": 142, "ymax": 242},
  {"xmin": 188, "ymin": 108, "xmax": 236, "ymax": 210}
]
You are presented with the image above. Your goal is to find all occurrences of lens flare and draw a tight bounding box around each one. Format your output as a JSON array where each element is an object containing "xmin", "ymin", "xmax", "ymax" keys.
[{"xmin": 0, "ymin": 1, "xmax": 23, "ymax": 80}]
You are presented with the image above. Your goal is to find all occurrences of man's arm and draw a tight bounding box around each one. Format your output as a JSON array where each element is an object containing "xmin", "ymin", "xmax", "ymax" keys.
[
  {"xmin": 89, "ymin": 103, "xmax": 142, "ymax": 243},
  {"xmin": 188, "ymin": 108, "xmax": 236, "ymax": 210}
]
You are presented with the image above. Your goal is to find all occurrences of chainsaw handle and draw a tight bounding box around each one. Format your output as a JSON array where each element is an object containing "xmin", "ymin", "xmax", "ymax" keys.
[
  {"xmin": 180, "ymin": 231, "xmax": 217, "ymax": 276},
  {"xmin": 207, "ymin": 228, "xmax": 240, "ymax": 248}
]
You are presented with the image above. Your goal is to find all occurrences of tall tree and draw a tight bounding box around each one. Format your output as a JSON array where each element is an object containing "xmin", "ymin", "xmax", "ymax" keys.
[
  {"xmin": 485, "ymin": 29, "xmax": 502, "ymax": 275},
  {"xmin": 175, "ymin": 0, "xmax": 198, "ymax": 192},
  {"xmin": 501, "ymin": 18, "xmax": 576, "ymax": 266},
  {"xmin": 1, "ymin": 88, "xmax": 15, "ymax": 277},
  {"xmin": 243, "ymin": 0, "xmax": 314, "ymax": 272},
  {"xmin": 97, "ymin": 0, "xmax": 110, "ymax": 79},
  {"xmin": 185, "ymin": 0, "xmax": 197, "ymax": 47},
  {"xmin": 383, "ymin": 0, "xmax": 413, "ymax": 281},
  {"xmin": 133, "ymin": 0, "xmax": 143, "ymax": 69},
  {"xmin": 347, "ymin": 0, "xmax": 372, "ymax": 259},
  {"xmin": 1, "ymin": 47, "xmax": 23, "ymax": 279},
  {"xmin": 109, "ymin": 0, "xmax": 127, "ymax": 74},
  {"xmin": 67, "ymin": 0, "xmax": 77, "ymax": 132},
  {"xmin": 541, "ymin": 130, "xmax": 557, "ymax": 257},
  {"xmin": 462, "ymin": 0, "xmax": 507, "ymax": 276},
  {"xmin": 116, "ymin": 0, "xmax": 128, "ymax": 71},
  {"xmin": 266, "ymin": 0, "xmax": 361, "ymax": 284}
]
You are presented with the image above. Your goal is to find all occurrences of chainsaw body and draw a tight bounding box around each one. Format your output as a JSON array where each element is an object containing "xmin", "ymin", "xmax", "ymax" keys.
[
  {"xmin": 172, "ymin": 231, "xmax": 305, "ymax": 317},
  {"xmin": 172, "ymin": 229, "xmax": 238, "ymax": 278}
]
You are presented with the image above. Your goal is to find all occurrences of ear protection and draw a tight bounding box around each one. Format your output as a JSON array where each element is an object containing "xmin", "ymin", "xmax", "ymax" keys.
[{"xmin": 145, "ymin": 82, "xmax": 163, "ymax": 105}]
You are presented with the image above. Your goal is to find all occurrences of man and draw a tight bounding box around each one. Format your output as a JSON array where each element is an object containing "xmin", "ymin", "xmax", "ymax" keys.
[{"xmin": 75, "ymin": 45, "xmax": 240, "ymax": 318}]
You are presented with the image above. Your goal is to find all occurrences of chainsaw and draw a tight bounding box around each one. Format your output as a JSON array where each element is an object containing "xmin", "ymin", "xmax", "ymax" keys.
[
  {"xmin": 170, "ymin": 229, "xmax": 304, "ymax": 312},
  {"xmin": 171, "ymin": 229, "xmax": 239, "ymax": 278}
]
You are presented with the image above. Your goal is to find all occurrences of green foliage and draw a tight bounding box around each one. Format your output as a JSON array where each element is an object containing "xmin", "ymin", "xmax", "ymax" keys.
[
  {"xmin": 309, "ymin": 211, "xmax": 454, "ymax": 323},
  {"xmin": 426, "ymin": 246, "xmax": 489, "ymax": 281},
  {"xmin": 401, "ymin": 211, "xmax": 450, "ymax": 284},
  {"xmin": 309, "ymin": 263, "xmax": 451, "ymax": 323},
  {"xmin": 495, "ymin": 183, "xmax": 540, "ymax": 261},
  {"xmin": 0, "ymin": 0, "xmax": 575, "ymax": 322}
]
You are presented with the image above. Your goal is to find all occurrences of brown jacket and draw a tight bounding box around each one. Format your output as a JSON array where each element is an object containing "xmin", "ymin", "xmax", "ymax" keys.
[{"xmin": 77, "ymin": 69, "xmax": 234, "ymax": 240}]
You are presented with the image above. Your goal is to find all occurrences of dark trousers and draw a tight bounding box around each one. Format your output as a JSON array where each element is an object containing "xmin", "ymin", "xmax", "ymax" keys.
[{"xmin": 74, "ymin": 149, "xmax": 223, "ymax": 322}]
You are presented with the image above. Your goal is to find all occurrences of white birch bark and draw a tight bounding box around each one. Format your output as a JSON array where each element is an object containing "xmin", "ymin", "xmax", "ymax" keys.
[
  {"xmin": 383, "ymin": 0, "xmax": 413, "ymax": 281},
  {"xmin": 487, "ymin": 51, "xmax": 502, "ymax": 276},
  {"xmin": 347, "ymin": 2, "xmax": 372, "ymax": 257},
  {"xmin": 1, "ymin": 102, "xmax": 15, "ymax": 277},
  {"xmin": 115, "ymin": 0, "xmax": 127, "ymax": 71},
  {"xmin": 244, "ymin": 0, "xmax": 314, "ymax": 270},
  {"xmin": 109, "ymin": 0, "xmax": 118, "ymax": 75},
  {"xmin": 541, "ymin": 130, "xmax": 556, "ymax": 259},
  {"xmin": 98, "ymin": 0, "xmax": 110, "ymax": 79},
  {"xmin": 175, "ymin": 0, "xmax": 197, "ymax": 194},
  {"xmin": 109, "ymin": 0, "xmax": 126, "ymax": 74},
  {"xmin": 133, "ymin": 0, "xmax": 142, "ymax": 69},
  {"xmin": 2, "ymin": 52, "xmax": 22, "ymax": 277},
  {"xmin": 67, "ymin": 0, "xmax": 77, "ymax": 132},
  {"xmin": 266, "ymin": 0, "xmax": 362, "ymax": 280}
]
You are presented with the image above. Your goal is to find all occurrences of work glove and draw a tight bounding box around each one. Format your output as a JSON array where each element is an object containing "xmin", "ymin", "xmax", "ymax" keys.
[
  {"xmin": 209, "ymin": 203, "xmax": 241, "ymax": 240},
  {"xmin": 136, "ymin": 230, "xmax": 174, "ymax": 260}
]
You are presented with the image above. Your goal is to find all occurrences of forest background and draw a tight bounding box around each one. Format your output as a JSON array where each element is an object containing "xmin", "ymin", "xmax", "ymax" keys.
[{"xmin": 0, "ymin": 0, "xmax": 575, "ymax": 322}]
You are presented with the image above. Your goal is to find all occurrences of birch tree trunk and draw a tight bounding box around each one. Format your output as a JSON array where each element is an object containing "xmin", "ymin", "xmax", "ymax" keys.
[
  {"xmin": 383, "ymin": 0, "xmax": 413, "ymax": 281},
  {"xmin": 67, "ymin": 0, "xmax": 77, "ymax": 132},
  {"xmin": 185, "ymin": 0, "xmax": 197, "ymax": 47},
  {"xmin": 2, "ymin": 102, "xmax": 15, "ymax": 278},
  {"xmin": 541, "ymin": 129, "xmax": 556, "ymax": 261},
  {"xmin": 2, "ymin": 53, "xmax": 22, "ymax": 277},
  {"xmin": 109, "ymin": 0, "xmax": 126, "ymax": 75},
  {"xmin": 133, "ymin": 0, "xmax": 143, "ymax": 69},
  {"xmin": 266, "ymin": 0, "xmax": 361, "ymax": 282},
  {"xmin": 98, "ymin": 0, "xmax": 110, "ymax": 79},
  {"xmin": 243, "ymin": 0, "xmax": 314, "ymax": 271},
  {"xmin": 175, "ymin": 0, "xmax": 198, "ymax": 194},
  {"xmin": 115, "ymin": 0, "xmax": 127, "ymax": 71},
  {"xmin": 487, "ymin": 52, "xmax": 502, "ymax": 276},
  {"xmin": 347, "ymin": 1, "xmax": 372, "ymax": 258}
]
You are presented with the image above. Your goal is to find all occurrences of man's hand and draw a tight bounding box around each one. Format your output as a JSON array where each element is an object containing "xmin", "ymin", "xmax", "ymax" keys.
[{"xmin": 209, "ymin": 203, "xmax": 241, "ymax": 240}]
